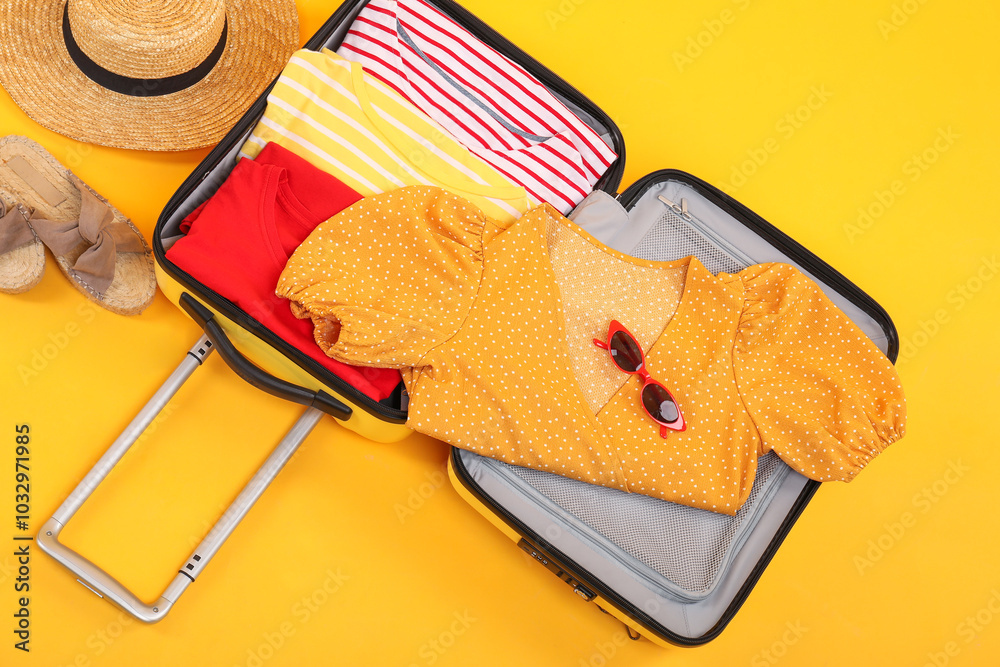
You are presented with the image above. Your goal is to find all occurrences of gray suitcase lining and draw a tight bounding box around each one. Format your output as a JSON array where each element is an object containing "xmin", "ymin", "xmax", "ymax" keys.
[{"xmin": 456, "ymin": 179, "xmax": 891, "ymax": 639}]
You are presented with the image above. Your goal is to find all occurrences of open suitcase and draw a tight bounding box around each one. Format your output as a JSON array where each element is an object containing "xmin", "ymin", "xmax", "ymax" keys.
[{"xmin": 37, "ymin": 0, "xmax": 899, "ymax": 646}]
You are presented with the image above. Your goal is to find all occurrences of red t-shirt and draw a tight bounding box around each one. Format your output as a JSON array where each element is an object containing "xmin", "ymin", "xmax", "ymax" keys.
[{"xmin": 166, "ymin": 142, "xmax": 401, "ymax": 401}]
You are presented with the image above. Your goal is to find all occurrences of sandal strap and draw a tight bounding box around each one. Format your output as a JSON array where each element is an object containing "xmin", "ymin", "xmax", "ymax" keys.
[
  {"xmin": 30, "ymin": 179, "xmax": 145, "ymax": 294},
  {"xmin": 0, "ymin": 203, "xmax": 38, "ymax": 254}
]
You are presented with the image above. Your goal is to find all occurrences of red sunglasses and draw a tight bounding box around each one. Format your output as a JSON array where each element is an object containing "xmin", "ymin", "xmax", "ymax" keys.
[{"xmin": 593, "ymin": 320, "xmax": 686, "ymax": 436}]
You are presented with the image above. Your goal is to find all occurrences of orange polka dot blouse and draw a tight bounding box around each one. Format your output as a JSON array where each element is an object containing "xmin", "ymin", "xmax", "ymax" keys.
[{"xmin": 277, "ymin": 186, "xmax": 907, "ymax": 514}]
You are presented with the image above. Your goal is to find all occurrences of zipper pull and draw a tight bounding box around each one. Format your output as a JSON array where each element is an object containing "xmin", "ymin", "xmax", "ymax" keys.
[{"xmin": 658, "ymin": 195, "xmax": 692, "ymax": 220}]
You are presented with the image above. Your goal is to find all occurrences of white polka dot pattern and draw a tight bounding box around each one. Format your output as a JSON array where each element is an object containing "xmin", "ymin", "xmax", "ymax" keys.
[
  {"xmin": 546, "ymin": 219, "xmax": 686, "ymax": 414},
  {"xmin": 276, "ymin": 187, "xmax": 907, "ymax": 515}
]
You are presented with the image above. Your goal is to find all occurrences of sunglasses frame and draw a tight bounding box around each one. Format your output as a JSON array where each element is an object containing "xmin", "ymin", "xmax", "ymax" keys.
[{"xmin": 593, "ymin": 320, "xmax": 686, "ymax": 436}]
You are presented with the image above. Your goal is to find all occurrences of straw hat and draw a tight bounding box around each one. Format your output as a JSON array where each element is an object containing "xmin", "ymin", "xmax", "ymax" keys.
[{"xmin": 0, "ymin": 0, "xmax": 299, "ymax": 151}]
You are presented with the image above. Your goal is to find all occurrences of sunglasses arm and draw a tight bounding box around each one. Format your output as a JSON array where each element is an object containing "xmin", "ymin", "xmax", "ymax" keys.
[{"xmin": 593, "ymin": 338, "xmax": 609, "ymax": 350}]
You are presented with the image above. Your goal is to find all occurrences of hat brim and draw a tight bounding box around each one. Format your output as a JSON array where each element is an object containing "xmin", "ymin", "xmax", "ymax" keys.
[{"xmin": 0, "ymin": 0, "xmax": 299, "ymax": 151}]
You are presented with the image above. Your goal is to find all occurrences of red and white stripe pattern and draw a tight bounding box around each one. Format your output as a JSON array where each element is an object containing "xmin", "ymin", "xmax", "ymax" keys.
[{"xmin": 338, "ymin": 0, "xmax": 617, "ymax": 214}]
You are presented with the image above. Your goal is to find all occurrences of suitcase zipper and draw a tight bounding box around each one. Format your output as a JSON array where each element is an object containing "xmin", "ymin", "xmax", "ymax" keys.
[
  {"xmin": 656, "ymin": 194, "xmax": 757, "ymax": 267},
  {"xmin": 451, "ymin": 447, "xmax": 821, "ymax": 647},
  {"xmin": 617, "ymin": 170, "xmax": 900, "ymax": 362},
  {"xmin": 487, "ymin": 455, "xmax": 793, "ymax": 604}
]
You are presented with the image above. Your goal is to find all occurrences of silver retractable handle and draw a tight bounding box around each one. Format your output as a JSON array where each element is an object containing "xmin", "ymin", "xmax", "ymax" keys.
[{"xmin": 37, "ymin": 335, "xmax": 324, "ymax": 622}]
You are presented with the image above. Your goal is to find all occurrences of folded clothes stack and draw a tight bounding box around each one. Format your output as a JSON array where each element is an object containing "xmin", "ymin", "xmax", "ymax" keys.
[{"xmin": 168, "ymin": 0, "xmax": 906, "ymax": 514}]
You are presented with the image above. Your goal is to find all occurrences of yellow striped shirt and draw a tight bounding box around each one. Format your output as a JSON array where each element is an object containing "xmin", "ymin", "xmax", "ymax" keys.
[{"xmin": 240, "ymin": 49, "xmax": 529, "ymax": 222}]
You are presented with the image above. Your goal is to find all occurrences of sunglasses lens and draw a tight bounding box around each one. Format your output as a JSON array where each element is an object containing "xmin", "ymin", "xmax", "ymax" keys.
[
  {"xmin": 642, "ymin": 383, "xmax": 679, "ymax": 424},
  {"xmin": 609, "ymin": 331, "xmax": 644, "ymax": 373}
]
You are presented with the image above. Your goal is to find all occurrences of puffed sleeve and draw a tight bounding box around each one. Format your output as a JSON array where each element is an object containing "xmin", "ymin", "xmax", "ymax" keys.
[
  {"xmin": 275, "ymin": 186, "xmax": 488, "ymax": 368},
  {"xmin": 731, "ymin": 263, "xmax": 906, "ymax": 482}
]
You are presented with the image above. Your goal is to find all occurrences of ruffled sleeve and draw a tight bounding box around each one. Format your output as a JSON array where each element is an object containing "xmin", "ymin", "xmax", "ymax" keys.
[
  {"xmin": 731, "ymin": 263, "xmax": 906, "ymax": 482},
  {"xmin": 275, "ymin": 186, "xmax": 488, "ymax": 368}
]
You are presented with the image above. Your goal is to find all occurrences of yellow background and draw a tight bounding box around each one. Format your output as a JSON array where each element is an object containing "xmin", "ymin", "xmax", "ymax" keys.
[{"xmin": 2, "ymin": 0, "xmax": 998, "ymax": 665}]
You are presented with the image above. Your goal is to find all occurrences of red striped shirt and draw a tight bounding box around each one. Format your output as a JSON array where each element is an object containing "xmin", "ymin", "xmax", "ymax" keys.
[{"xmin": 338, "ymin": 0, "xmax": 617, "ymax": 214}]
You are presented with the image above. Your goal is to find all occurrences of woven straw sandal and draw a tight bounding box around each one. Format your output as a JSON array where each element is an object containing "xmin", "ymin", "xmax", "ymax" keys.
[
  {"xmin": 0, "ymin": 189, "xmax": 45, "ymax": 294},
  {"xmin": 0, "ymin": 135, "xmax": 155, "ymax": 315}
]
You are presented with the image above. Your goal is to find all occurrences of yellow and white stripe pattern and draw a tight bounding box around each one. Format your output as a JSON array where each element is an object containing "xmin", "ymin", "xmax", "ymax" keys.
[{"xmin": 240, "ymin": 49, "xmax": 530, "ymax": 222}]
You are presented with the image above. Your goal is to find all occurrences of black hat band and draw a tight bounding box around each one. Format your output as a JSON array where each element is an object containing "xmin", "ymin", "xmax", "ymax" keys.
[{"xmin": 62, "ymin": 2, "xmax": 228, "ymax": 97}]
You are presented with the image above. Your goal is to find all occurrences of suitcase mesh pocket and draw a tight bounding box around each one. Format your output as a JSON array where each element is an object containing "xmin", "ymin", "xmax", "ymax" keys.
[
  {"xmin": 505, "ymin": 453, "xmax": 784, "ymax": 595},
  {"xmin": 632, "ymin": 208, "xmax": 746, "ymax": 274}
]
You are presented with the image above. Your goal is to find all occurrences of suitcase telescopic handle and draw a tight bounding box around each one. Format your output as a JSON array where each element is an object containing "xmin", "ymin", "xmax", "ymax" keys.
[
  {"xmin": 179, "ymin": 293, "xmax": 352, "ymax": 421},
  {"xmin": 37, "ymin": 335, "xmax": 326, "ymax": 622}
]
